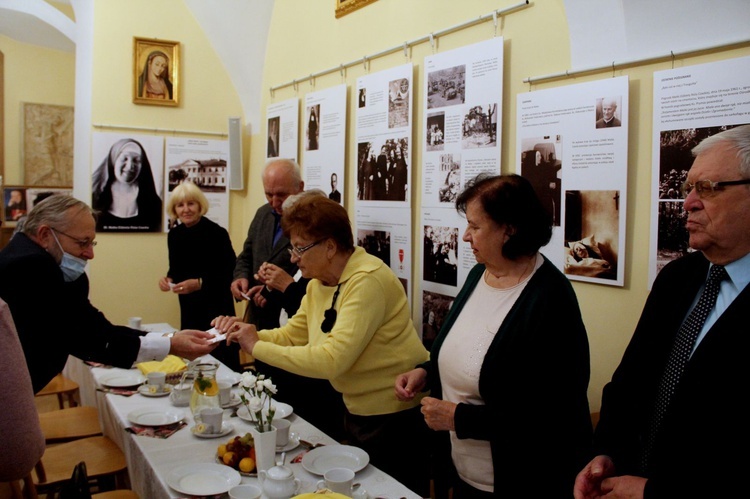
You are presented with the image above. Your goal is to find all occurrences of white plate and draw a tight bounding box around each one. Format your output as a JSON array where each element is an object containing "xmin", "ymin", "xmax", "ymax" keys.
[
  {"xmin": 236, "ymin": 402, "xmax": 293, "ymax": 422},
  {"xmin": 277, "ymin": 432, "xmax": 300, "ymax": 452},
  {"xmin": 221, "ymin": 394, "xmax": 242, "ymax": 409},
  {"xmin": 192, "ymin": 422, "xmax": 234, "ymax": 439},
  {"xmin": 138, "ymin": 384, "xmax": 172, "ymax": 397},
  {"xmin": 99, "ymin": 372, "xmax": 146, "ymax": 388},
  {"xmin": 218, "ymin": 372, "xmax": 242, "ymax": 386},
  {"xmin": 127, "ymin": 408, "xmax": 185, "ymax": 427},
  {"xmin": 302, "ymin": 445, "xmax": 370, "ymax": 475},
  {"xmin": 166, "ymin": 462, "xmax": 241, "ymax": 496}
]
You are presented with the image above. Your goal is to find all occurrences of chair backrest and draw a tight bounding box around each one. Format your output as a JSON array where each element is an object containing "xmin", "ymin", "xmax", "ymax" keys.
[{"xmin": 59, "ymin": 461, "xmax": 92, "ymax": 499}]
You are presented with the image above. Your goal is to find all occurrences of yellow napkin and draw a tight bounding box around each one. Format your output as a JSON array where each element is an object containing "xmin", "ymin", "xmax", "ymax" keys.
[
  {"xmin": 293, "ymin": 494, "xmax": 350, "ymax": 499},
  {"xmin": 137, "ymin": 355, "xmax": 187, "ymax": 375}
]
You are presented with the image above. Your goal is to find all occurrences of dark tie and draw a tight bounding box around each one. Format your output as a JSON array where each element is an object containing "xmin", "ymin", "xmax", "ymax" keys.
[
  {"xmin": 641, "ymin": 264, "xmax": 728, "ymax": 470},
  {"xmin": 272, "ymin": 213, "xmax": 283, "ymax": 246}
]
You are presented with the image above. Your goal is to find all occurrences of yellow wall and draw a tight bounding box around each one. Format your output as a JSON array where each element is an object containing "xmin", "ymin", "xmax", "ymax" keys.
[
  {"xmin": 0, "ymin": 35, "xmax": 75, "ymax": 184},
  {"xmin": 3, "ymin": 0, "xmax": 750, "ymax": 412},
  {"xmin": 255, "ymin": 0, "xmax": 750, "ymax": 411},
  {"xmin": 86, "ymin": 0, "xmax": 244, "ymax": 327}
]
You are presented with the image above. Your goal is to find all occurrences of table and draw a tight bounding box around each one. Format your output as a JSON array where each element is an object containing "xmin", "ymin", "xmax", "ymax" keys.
[{"xmin": 63, "ymin": 349, "xmax": 419, "ymax": 498}]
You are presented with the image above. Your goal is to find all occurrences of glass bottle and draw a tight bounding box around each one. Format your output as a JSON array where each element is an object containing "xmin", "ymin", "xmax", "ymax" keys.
[{"xmin": 189, "ymin": 361, "xmax": 220, "ymax": 420}]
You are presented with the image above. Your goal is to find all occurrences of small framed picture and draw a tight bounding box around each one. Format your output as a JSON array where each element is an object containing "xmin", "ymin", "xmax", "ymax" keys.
[
  {"xmin": 133, "ymin": 37, "xmax": 180, "ymax": 106},
  {"xmin": 335, "ymin": 0, "xmax": 378, "ymax": 18},
  {"xmin": 2, "ymin": 186, "xmax": 72, "ymax": 227}
]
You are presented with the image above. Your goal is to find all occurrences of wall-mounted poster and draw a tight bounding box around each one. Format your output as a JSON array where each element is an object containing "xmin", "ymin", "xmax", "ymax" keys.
[
  {"xmin": 133, "ymin": 37, "xmax": 180, "ymax": 106},
  {"xmin": 2, "ymin": 186, "xmax": 72, "ymax": 227},
  {"xmin": 23, "ymin": 103, "xmax": 74, "ymax": 187},
  {"xmin": 91, "ymin": 133, "xmax": 164, "ymax": 232}
]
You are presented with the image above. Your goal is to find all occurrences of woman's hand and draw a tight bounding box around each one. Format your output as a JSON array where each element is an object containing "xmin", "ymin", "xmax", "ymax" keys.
[
  {"xmin": 212, "ymin": 315, "xmax": 260, "ymax": 355},
  {"xmin": 172, "ymin": 278, "xmax": 201, "ymax": 295},
  {"xmin": 394, "ymin": 368, "xmax": 427, "ymax": 401},
  {"xmin": 158, "ymin": 277, "xmax": 173, "ymax": 292},
  {"xmin": 255, "ymin": 263, "xmax": 294, "ymax": 293},
  {"xmin": 420, "ymin": 397, "xmax": 457, "ymax": 431}
]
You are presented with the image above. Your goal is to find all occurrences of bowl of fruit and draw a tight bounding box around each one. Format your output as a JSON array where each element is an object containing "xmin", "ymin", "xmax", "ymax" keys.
[{"xmin": 218, "ymin": 432, "xmax": 257, "ymax": 476}]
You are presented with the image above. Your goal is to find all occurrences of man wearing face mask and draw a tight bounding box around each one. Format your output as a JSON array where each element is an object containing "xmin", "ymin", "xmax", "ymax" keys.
[{"xmin": 0, "ymin": 195, "xmax": 218, "ymax": 393}]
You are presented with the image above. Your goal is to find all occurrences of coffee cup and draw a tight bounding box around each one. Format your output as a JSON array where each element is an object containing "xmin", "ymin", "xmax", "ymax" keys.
[
  {"xmin": 218, "ymin": 381, "xmax": 232, "ymax": 406},
  {"xmin": 273, "ymin": 418, "xmax": 291, "ymax": 447},
  {"xmin": 128, "ymin": 316, "xmax": 142, "ymax": 330},
  {"xmin": 316, "ymin": 467, "xmax": 355, "ymax": 495},
  {"xmin": 200, "ymin": 407, "xmax": 224, "ymax": 434},
  {"xmin": 146, "ymin": 371, "xmax": 166, "ymax": 392},
  {"xmin": 228, "ymin": 484, "xmax": 262, "ymax": 499},
  {"xmin": 170, "ymin": 382, "xmax": 191, "ymax": 406}
]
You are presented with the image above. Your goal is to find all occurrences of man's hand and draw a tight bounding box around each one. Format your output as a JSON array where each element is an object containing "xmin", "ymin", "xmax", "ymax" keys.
[
  {"xmin": 230, "ymin": 278, "xmax": 250, "ymax": 300},
  {"xmin": 212, "ymin": 315, "xmax": 260, "ymax": 356},
  {"xmin": 574, "ymin": 455, "xmax": 620, "ymax": 499},
  {"xmin": 255, "ymin": 263, "xmax": 294, "ymax": 293},
  {"xmin": 168, "ymin": 330, "xmax": 217, "ymax": 359},
  {"xmin": 246, "ymin": 284, "xmax": 267, "ymax": 308}
]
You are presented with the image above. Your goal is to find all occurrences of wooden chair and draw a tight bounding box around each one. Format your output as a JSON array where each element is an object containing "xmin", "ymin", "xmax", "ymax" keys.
[
  {"xmin": 11, "ymin": 436, "xmax": 128, "ymax": 499},
  {"xmin": 36, "ymin": 373, "xmax": 79, "ymax": 410},
  {"xmin": 58, "ymin": 461, "xmax": 138, "ymax": 499},
  {"xmin": 39, "ymin": 406, "xmax": 103, "ymax": 443}
]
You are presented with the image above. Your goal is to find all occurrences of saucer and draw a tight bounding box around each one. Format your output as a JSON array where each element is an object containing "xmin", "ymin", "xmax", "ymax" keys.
[
  {"xmin": 221, "ymin": 394, "xmax": 242, "ymax": 409},
  {"xmin": 276, "ymin": 433, "xmax": 300, "ymax": 452},
  {"xmin": 139, "ymin": 384, "xmax": 172, "ymax": 397},
  {"xmin": 192, "ymin": 421, "xmax": 234, "ymax": 438}
]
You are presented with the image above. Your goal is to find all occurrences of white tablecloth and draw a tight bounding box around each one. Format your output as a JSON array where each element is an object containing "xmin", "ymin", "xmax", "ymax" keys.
[{"xmin": 63, "ymin": 351, "xmax": 419, "ymax": 499}]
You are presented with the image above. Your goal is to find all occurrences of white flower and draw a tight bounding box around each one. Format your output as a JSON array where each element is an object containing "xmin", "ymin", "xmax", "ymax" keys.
[
  {"xmin": 249, "ymin": 396, "xmax": 263, "ymax": 413},
  {"xmin": 240, "ymin": 372, "xmax": 257, "ymax": 389},
  {"xmin": 262, "ymin": 379, "xmax": 277, "ymax": 394},
  {"xmin": 255, "ymin": 380, "xmax": 266, "ymax": 392}
]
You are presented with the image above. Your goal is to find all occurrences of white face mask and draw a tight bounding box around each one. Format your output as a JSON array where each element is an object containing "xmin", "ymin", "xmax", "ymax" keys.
[{"xmin": 51, "ymin": 230, "xmax": 88, "ymax": 282}]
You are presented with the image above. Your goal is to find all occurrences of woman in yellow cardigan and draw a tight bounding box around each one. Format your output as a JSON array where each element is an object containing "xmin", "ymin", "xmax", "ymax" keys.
[{"xmin": 214, "ymin": 195, "xmax": 430, "ymax": 496}]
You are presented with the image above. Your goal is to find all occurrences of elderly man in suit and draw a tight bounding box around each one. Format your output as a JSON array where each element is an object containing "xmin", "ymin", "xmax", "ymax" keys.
[
  {"xmin": 574, "ymin": 125, "xmax": 750, "ymax": 498},
  {"xmin": 595, "ymin": 97, "xmax": 621, "ymax": 128}
]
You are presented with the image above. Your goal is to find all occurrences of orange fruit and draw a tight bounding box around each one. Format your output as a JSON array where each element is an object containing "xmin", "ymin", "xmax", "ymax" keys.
[
  {"xmin": 222, "ymin": 451, "xmax": 236, "ymax": 466},
  {"xmin": 239, "ymin": 457, "xmax": 256, "ymax": 473},
  {"xmin": 217, "ymin": 444, "xmax": 227, "ymax": 458}
]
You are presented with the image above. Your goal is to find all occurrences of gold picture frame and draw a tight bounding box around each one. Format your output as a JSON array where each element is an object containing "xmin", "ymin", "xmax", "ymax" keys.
[
  {"xmin": 335, "ymin": 0, "xmax": 378, "ymax": 18},
  {"xmin": 133, "ymin": 37, "xmax": 180, "ymax": 106}
]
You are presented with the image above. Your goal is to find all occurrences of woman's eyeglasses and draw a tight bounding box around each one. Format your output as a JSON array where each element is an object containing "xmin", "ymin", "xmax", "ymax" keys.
[
  {"xmin": 681, "ymin": 178, "xmax": 750, "ymax": 198},
  {"xmin": 288, "ymin": 239, "xmax": 323, "ymax": 257},
  {"xmin": 52, "ymin": 228, "xmax": 97, "ymax": 249}
]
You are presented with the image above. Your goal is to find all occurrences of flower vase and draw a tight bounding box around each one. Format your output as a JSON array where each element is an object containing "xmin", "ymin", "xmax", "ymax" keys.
[{"xmin": 250, "ymin": 424, "xmax": 277, "ymax": 473}]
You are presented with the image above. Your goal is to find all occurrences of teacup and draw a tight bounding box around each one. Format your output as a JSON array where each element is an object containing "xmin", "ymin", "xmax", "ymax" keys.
[
  {"xmin": 218, "ymin": 381, "xmax": 232, "ymax": 406},
  {"xmin": 316, "ymin": 467, "xmax": 355, "ymax": 495},
  {"xmin": 170, "ymin": 382, "xmax": 191, "ymax": 406},
  {"xmin": 200, "ymin": 407, "xmax": 223, "ymax": 434},
  {"xmin": 229, "ymin": 484, "xmax": 262, "ymax": 499},
  {"xmin": 146, "ymin": 371, "xmax": 166, "ymax": 392},
  {"xmin": 274, "ymin": 418, "xmax": 291, "ymax": 447}
]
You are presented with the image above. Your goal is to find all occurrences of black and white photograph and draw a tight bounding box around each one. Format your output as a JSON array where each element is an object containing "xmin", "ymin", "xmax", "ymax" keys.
[
  {"xmin": 426, "ymin": 64, "xmax": 466, "ymax": 109},
  {"xmin": 423, "ymin": 224, "xmax": 459, "ymax": 287},
  {"xmin": 91, "ymin": 135, "xmax": 164, "ymax": 232},
  {"xmin": 358, "ymin": 87, "xmax": 366, "ymax": 108},
  {"xmin": 521, "ymin": 135, "xmax": 563, "ymax": 226},
  {"xmin": 306, "ymin": 104, "xmax": 320, "ymax": 151},
  {"xmin": 563, "ymin": 190, "xmax": 619, "ymax": 281},
  {"xmin": 438, "ymin": 153, "xmax": 461, "ymax": 204},
  {"xmin": 356, "ymin": 138, "xmax": 409, "ymax": 201},
  {"xmin": 421, "ymin": 290, "xmax": 453, "ymax": 350},
  {"xmin": 426, "ymin": 112, "xmax": 445, "ymax": 152},
  {"xmin": 357, "ymin": 229, "xmax": 390, "ymax": 266},
  {"xmin": 595, "ymin": 96, "xmax": 623, "ymax": 128},
  {"xmin": 388, "ymin": 77, "xmax": 410, "ymax": 129},
  {"xmin": 657, "ymin": 201, "xmax": 689, "ymax": 273},
  {"xmin": 267, "ymin": 116, "xmax": 280, "ymax": 158},
  {"xmin": 461, "ymin": 103, "xmax": 497, "ymax": 149}
]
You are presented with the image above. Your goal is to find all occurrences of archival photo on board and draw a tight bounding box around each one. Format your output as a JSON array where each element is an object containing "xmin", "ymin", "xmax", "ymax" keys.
[
  {"xmin": 657, "ymin": 201, "xmax": 688, "ymax": 274},
  {"xmin": 356, "ymin": 137, "xmax": 409, "ymax": 201},
  {"xmin": 462, "ymin": 103, "xmax": 498, "ymax": 149},
  {"xmin": 357, "ymin": 229, "xmax": 391, "ymax": 266},
  {"xmin": 426, "ymin": 112, "xmax": 445, "ymax": 152},
  {"xmin": 306, "ymin": 104, "xmax": 320, "ymax": 151},
  {"xmin": 521, "ymin": 135, "xmax": 563, "ymax": 227},
  {"xmin": 91, "ymin": 133, "xmax": 164, "ymax": 232},
  {"xmin": 438, "ymin": 153, "xmax": 461, "ymax": 204},
  {"xmin": 563, "ymin": 190, "xmax": 618, "ymax": 281},
  {"xmin": 3, "ymin": 187, "xmax": 27, "ymax": 224},
  {"xmin": 421, "ymin": 290, "xmax": 454, "ymax": 351},
  {"xmin": 426, "ymin": 64, "xmax": 466, "ymax": 109},
  {"xmin": 267, "ymin": 116, "xmax": 280, "ymax": 158},
  {"xmin": 423, "ymin": 225, "xmax": 459, "ymax": 287},
  {"xmin": 595, "ymin": 96, "xmax": 623, "ymax": 129},
  {"xmin": 388, "ymin": 78, "xmax": 410, "ymax": 129}
]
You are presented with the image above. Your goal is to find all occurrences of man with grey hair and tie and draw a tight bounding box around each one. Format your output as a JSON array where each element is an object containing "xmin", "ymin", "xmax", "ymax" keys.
[{"xmin": 574, "ymin": 125, "xmax": 750, "ymax": 498}]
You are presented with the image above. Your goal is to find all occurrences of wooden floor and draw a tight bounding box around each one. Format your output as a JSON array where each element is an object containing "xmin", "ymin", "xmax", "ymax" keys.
[{"xmin": 0, "ymin": 394, "xmax": 62, "ymax": 499}]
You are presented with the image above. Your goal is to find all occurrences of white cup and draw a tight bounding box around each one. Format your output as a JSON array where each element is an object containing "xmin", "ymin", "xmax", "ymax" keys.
[
  {"xmin": 128, "ymin": 316, "xmax": 142, "ymax": 330},
  {"xmin": 273, "ymin": 418, "xmax": 291, "ymax": 447},
  {"xmin": 146, "ymin": 371, "xmax": 166, "ymax": 392},
  {"xmin": 352, "ymin": 484, "xmax": 369, "ymax": 499},
  {"xmin": 228, "ymin": 484, "xmax": 262, "ymax": 499},
  {"xmin": 218, "ymin": 381, "xmax": 232, "ymax": 406},
  {"xmin": 200, "ymin": 407, "xmax": 224, "ymax": 434},
  {"xmin": 316, "ymin": 467, "xmax": 355, "ymax": 495},
  {"xmin": 170, "ymin": 382, "xmax": 191, "ymax": 406}
]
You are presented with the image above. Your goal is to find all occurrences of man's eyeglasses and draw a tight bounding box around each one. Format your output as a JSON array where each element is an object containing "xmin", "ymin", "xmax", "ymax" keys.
[
  {"xmin": 52, "ymin": 228, "xmax": 97, "ymax": 249},
  {"xmin": 288, "ymin": 239, "xmax": 323, "ymax": 258},
  {"xmin": 681, "ymin": 179, "xmax": 750, "ymax": 198}
]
